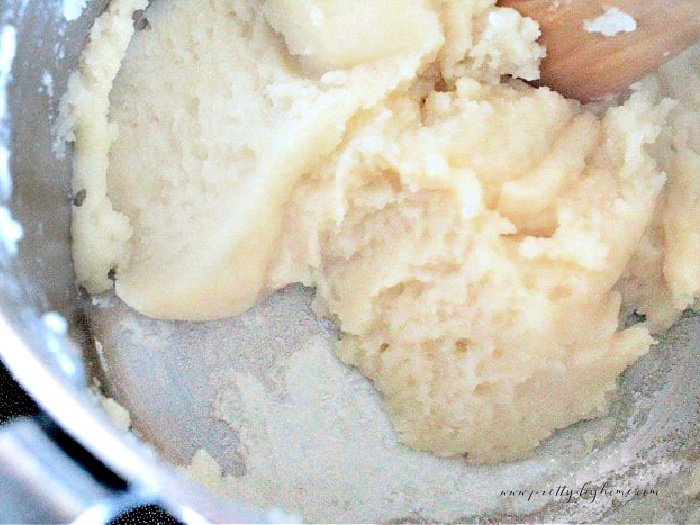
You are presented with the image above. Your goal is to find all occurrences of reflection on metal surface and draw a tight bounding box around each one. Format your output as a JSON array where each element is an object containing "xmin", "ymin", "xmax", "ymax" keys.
[{"xmin": 0, "ymin": 418, "xmax": 137, "ymax": 523}]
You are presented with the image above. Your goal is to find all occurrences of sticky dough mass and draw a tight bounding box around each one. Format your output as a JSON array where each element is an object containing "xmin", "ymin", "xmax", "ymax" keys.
[{"xmin": 62, "ymin": 0, "xmax": 700, "ymax": 463}]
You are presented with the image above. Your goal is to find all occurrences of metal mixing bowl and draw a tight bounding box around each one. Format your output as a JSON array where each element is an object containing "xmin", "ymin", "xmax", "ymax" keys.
[{"xmin": 0, "ymin": 1, "xmax": 699, "ymax": 523}]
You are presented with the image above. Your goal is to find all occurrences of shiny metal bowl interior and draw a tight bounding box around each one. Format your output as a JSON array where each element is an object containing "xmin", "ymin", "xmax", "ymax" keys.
[{"xmin": 1, "ymin": 1, "xmax": 700, "ymax": 523}]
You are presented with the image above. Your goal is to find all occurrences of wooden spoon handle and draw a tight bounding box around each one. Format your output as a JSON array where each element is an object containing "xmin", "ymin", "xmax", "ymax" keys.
[{"xmin": 498, "ymin": 0, "xmax": 700, "ymax": 101}]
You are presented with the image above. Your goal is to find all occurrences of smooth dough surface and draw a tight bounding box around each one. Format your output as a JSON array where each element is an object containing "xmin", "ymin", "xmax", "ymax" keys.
[{"xmin": 62, "ymin": 0, "xmax": 700, "ymax": 463}]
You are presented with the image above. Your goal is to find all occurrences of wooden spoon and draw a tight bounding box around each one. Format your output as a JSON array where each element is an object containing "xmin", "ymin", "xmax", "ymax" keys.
[{"xmin": 497, "ymin": 0, "xmax": 700, "ymax": 101}]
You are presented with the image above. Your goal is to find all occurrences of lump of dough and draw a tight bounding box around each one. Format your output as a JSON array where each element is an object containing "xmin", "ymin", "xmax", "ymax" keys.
[
  {"xmin": 617, "ymin": 45, "xmax": 700, "ymax": 332},
  {"xmin": 67, "ymin": 0, "xmax": 443, "ymax": 320},
  {"xmin": 271, "ymin": 79, "xmax": 670, "ymax": 462},
  {"xmin": 262, "ymin": 0, "xmax": 442, "ymax": 72},
  {"xmin": 58, "ymin": 0, "xmax": 147, "ymax": 292}
]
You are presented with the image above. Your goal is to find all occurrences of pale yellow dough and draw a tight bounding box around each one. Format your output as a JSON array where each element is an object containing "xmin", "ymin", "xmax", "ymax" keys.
[{"xmin": 62, "ymin": 0, "xmax": 700, "ymax": 463}]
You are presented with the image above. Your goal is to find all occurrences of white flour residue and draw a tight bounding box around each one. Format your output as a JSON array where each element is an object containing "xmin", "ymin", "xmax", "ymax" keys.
[
  {"xmin": 684, "ymin": 462, "xmax": 700, "ymax": 499},
  {"xmin": 100, "ymin": 396, "xmax": 132, "ymax": 432},
  {"xmin": 182, "ymin": 336, "xmax": 562, "ymax": 523},
  {"xmin": 584, "ymin": 7, "xmax": 637, "ymax": 37},
  {"xmin": 173, "ymin": 324, "xmax": 694, "ymax": 523},
  {"xmin": 94, "ymin": 339, "xmax": 110, "ymax": 372},
  {"xmin": 63, "ymin": 0, "xmax": 90, "ymax": 21},
  {"xmin": 0, "ymin": 205, "xmax": 22, "ymax": 255},
  {"xmin": 41, "ymin": 70, "xmax": 53, "ymax": 98},
  {"xmin": 41, "ymin": 311, "xmax": 78, "ymax": 377},
  {"xmin": 0, "ymin": 24, "xmax": 21, "ymax": 258},
  {"xmin": 89, "ymin": 379, "xmax": 133, "ymax": 433},
  {"xmin": 0, "ymin": 24, "xmax": 16, "ymax": 201},
  {"xmin": 182, "ymin": 452, "xmax": 299, "ymax": 524}
]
